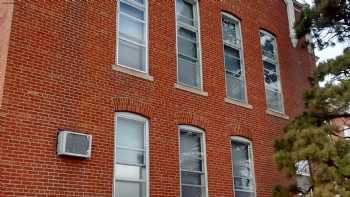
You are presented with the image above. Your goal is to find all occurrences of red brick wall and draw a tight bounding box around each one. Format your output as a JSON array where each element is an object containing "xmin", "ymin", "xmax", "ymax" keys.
[{"xmin": 0, "ymin": 0, "xmax": 315, "ymax": 196}]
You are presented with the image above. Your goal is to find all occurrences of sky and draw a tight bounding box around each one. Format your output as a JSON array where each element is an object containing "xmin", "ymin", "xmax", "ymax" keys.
[{"xmin": 296, "ymin": 0, "xmax": 349, "ymax": 63}]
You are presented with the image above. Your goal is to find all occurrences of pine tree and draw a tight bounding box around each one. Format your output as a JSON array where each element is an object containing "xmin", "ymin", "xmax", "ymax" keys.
[
  {"xmin": 273, "ymin": 1, "xmax": 350, "ymax": 196},
  {"xmin": 295, "ymin": 0, "xmax": 350, "ymax": 49}
]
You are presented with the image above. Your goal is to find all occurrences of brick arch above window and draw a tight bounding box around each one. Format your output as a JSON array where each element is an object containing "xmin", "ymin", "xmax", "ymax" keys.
[
  {"xmin": 113, "ymin": 97, "xmax": 154, "ymax": 118},
  {"xmin": 174, "ymin": 111, "xmax": 209, "ymax": 131},
  {"xmin": 225, "ymin": 123, "xmax": 253, "ymax": 140}
]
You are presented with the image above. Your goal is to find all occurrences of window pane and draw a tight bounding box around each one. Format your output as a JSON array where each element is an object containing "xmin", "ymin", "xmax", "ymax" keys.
[
  {"xmin": 120, "ymin": 1, "xmax": 144, "ymax": 20},
  {"xmin": 226, "ymin": 74, "xmax": 245, "ymax": 102},
  {"xmin": 181, "ymin": 157, "xmax": 202, "ymax": 172},
  {"xmin": 222, "ymin": 15, "xmax": 239, "ymax": 45},
  {"xmin": 118, "ymin": 39, "xmax": 146, "ymax": 71},
  {"xmin": 178, "ymin": 57, "xmax": 200, "ymax": 88},
  {"xmin": 179, "ymin": 27, "xmax": 197, "ymax": 41},
  {"xmin": 180, "ymin": 131, "xmax": 202, "ymax": 158},
  {"xmin": 115, "ymin": 181, "xmax": 146, "ymax": 197},
  {"xmin": 176, "ymin": 0, "xmax": 194, "ymax": 26},
  {"xmin": 120, "ymin": 14, "xmax": 145, "ymax": 44},
  {"xmin": 117, "ymin": 117, "xmax": 145, "ymax": 149},
  {"xmin": 260, "ymin": 32, "xmax": 275, "ymax": 61},
  {"xmin": 116, "ymin": 148, "xmax": 144, "ymax": 165},
  {"xmin": 180, "ymin": 131, "xmax": 203, "ymax": 171},
  {"xmin": 232, "ymin": 140, "xmax": 255, "ymax": 195},
  {"xmin": 263, "ymin": 61, "xmax": 277, "ymax": 72},
  {"xmin": 178, "ymin": 37, "xmax": 197, "ymax": 59},
  {"xmin": 181, "ymin": 186, "xmax": 203, "ymax": 197},
  {"xmin": 234, "ymin": 177, "xmax": 254, "ymax": 191},
  {"xmin": 234, "ymin": 191, "xmax": 255, "ymax": 197},
  {"xmin": 134, "ymin": 0, "xmax": 144, "ymax": 4},
  {"xmin": 266, "ymin": 89, "xmax": 282, "ymax": 112},
  {"xmin": 116, "ymin": 164, "xmax": 146, "ymax": 180},
  {"xmin": 232, "ymin": 141, "xmax": 251, "ymax": 178},
  {"xmin": 264, "ymin": 70, "xmax": 279, "ymax": 91},
  {"xmin": 181, "ymin": 171, "xmax": 202, "ymax": 185},
  {"xmin": 224, "ymin": 46, "xmax": 241, "ymax": 77}
]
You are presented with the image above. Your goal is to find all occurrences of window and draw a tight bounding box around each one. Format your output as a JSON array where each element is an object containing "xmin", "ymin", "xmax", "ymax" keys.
[
  {"xmin": 114, "ymin": 113, "xmax": 149, "ymax": 197},
  {"xmin": 117, "ymin": 0, "xmax": 148, "ymax": 72},
  {"xmin": 260, "ymin": 31, "xmax": 284, "ymax": 113},
  {"xmin": 231, "ymin": 137, "xmax": 255, "ymax": 197},
  {"xmin": 295, "ymin": 160, "xmax": 312, "ymax": 194},
  {"xmin": 179, "ymin": 125, "xmax": 207, "ymax": 197},
  {"xmin": 221, "ymin": 13, "xmax": 246, "ymax": 103},
  {"xmin": 175, "ymin": 0, "xmax": 202, "ymax": 89}
]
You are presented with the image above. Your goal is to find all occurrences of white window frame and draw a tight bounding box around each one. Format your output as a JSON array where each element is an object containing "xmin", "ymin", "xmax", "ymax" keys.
[
  {"xmin": 230, "ymin": 136, "xmax": 256, "ymax": 197},
  {"xmin": 178, "ymin": 125, "xmax": 208, "ymax": 197},
  {"xmin": 259, "ymin": 30, "xmax": 285, "ymax": 114},
  {"xmin": 116, "ymin": 0, "xmax": 149, "ymax": 73},
  {"xmin": 175, "ymin": 0, "xmax": 204, "ymax": 90},
  {"xmin": 221, "ymin": 12, "xmax": 248, "ymax": 104},
  {"xmin": 113, "ymin": 112, "xmax": 150, "ymax": 197}
]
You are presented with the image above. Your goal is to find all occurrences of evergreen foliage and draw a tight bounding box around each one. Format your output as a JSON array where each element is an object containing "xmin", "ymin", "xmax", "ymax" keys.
[
  {"xmin": 294, "ymin": 0, "xmax": 350, "ymax": 49},
  {"xmin": 274, "ymin": 48, "xmax": 350, "ymax": 196}
]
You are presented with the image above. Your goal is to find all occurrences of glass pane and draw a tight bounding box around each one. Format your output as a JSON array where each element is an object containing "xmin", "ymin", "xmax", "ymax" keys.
[
  {"xmin": 222, "ymin": 15, "xmax": 239, "ymax": 46},
  {"xmin": 224, "ymin": 46, "xmax": 241, "ymax": 76},
  {"xmin": 226, "ymin": 74, "xmax": 245, "ymax": 102},
  {"xmin": 181, "ymin": 171, "xmax": 202, "ymax": 185},
  {"xmin": 179, "ymin": 27, "xmax": 197, "ymax": 41},
  {"xmin": 120, "ymin": 1, "xmax": 144, "ymax": 20},
  {"xmin": 181, "ymin": 186, "xmax": 203, "ymax": 197},
  {"xmin": 116, "ymin": 164, "xmax": 146, "ymax": 180},
  {"xmin": 264, "ymin": 71, "xmax": 279, "ymax": 91},
  {"xmin": 266, "ymin": 89, "xmax": 283, "ymax": 112},
  {"xmin": 120, "ymin": 15, "xmax": 145, "ymax": 44},
  {"xmin": 176, "ymin": 0, "xmax": 194, "ymax": 26},
  {"xmin": 181, "ymin": 157, "xmax": 202, "ymax": 172},
  {"xmin": 180, "ymin": 131, "xmax": 202, "ymax": 171},
  {"xmin": 117, "ymin": 117, "xmax": 145, "ymax": 149},
  {"xmin": 234, "ymin": 191, "xmax": 255, "ymax": 197},
  {"xmin": 133, "ymin": 0, "xmax": 144, "ymax": 5},
  {"xmin": 118, "ymin": 39, "xmax": 146, "ymax": 71},
  {"xmin": 116, "ymin": 148, "xmax": 144, "ymax": 165},
  {"xmin": 263, "ymin": 61, "xmax": 277, "ymax": 72},
  {"xmin": 178, "ymin": 37, "xmax": 197, "ymax": 59},
  {"xmin": 115, "ymin": 181, "xmax": 146, "ymax": 197},
  {"xmin": 234, "ymin": 177, "xmax": 254, "ymax": 191},
  {"xmin": 260, "ymin": 32, "xmax": 276, "ymax": 61},
  {"xmin": 232, "ymin": 141, "xmax": 252, "ymax": 179},
  {"xmin": 178, "ymin": 57, "xmax": 200, "ymax": 88}
]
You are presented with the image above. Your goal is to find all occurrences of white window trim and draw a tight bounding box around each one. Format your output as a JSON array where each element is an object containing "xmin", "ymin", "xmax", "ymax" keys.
[
  {"xmin": 175, "ymin": 0, "xmax": 204, "ymax": 91},
  {"xmin": 116, "ymin": 0, "xmax": 149, "ymax": 74},
  {"xmin": 113, "ymin": 112, "xmax": 150, "ymax": 197},
  {"xmin": 178, "ymin": 125, "xmax": 209, "ymax": 197},
  {"xmin": 230, "ymin": 136, "xmax": 256, "ymax": 196},
  {"xmin": 260, "ymin": 30, "xmax": 286, "ymax": 114},
  {"xmin": 221, "ymin": 12, "xmax": 249, "ymax": 105}
]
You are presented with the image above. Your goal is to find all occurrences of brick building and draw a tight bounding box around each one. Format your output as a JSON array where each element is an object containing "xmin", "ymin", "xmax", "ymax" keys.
[{"xmin": 0, "ymin": 0, "xmax": 315, "ymax": 196}]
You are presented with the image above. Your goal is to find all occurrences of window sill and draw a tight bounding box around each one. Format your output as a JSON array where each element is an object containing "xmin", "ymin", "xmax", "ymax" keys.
[
  {"xmin": 266, "ymin": 109, "xmax": 289, "ymax": 120},
  {"xmin": 112, "ymin": 64, "xmax": 154, "ymax": 81},
  {"xmin": 174, "ymin": 83, "xmax": 208, "ymax": 97},
  {"xmin": 224, "ymin": 98, "xmax": 253, "ymax": 109}
]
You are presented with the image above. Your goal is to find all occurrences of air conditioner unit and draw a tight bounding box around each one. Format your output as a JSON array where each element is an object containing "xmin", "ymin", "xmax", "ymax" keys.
[{"xmin": 57, "ymin": 130, "xmax": 92, "ymax": 158}]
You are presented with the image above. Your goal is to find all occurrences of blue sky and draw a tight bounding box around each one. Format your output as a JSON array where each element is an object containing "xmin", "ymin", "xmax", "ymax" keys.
[{"xmin": 296, "ymin": 0, "xmax": 349, "ymax": 63}]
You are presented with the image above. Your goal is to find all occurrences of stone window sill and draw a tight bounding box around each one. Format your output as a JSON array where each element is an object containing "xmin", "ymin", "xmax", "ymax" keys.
[
  {"xmin": 266, "ymin": 109, "xmax": 289, "ymax": 120},
  {"xmin": 224, "ymin": 98, "xmax": 253, "ymax": 109},
  {"xmin": 112, "ymin": 64, "xmax": 154, "ymax": 81},
  {"xmin": 174, "ymin": 83, "xmax": 208, "ymax": 97}
]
